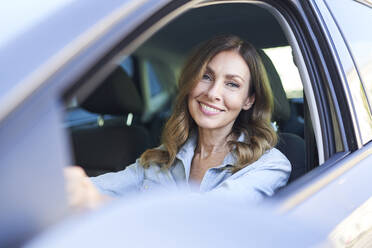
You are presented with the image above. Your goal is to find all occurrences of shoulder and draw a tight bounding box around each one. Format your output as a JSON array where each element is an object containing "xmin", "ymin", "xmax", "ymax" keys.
[
  {"xmin": 236, "ymin": 147, "xmax": 291, "ymax": 175},
  {"xmin": 238, "ymin": 148, "xmax": 292, "ymax": 192},
  {"xmin": 253, "ymin": 148, "xmax": 292, "ymax": 175},
  {"xmin": 262, "ymin": 147, "xmax": 290, "ymax": 162}
]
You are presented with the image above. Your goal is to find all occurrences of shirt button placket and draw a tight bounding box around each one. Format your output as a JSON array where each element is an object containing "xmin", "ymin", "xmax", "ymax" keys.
[{"xmin": 200, "ymin": 170, "xmax": 213, "ymax": 192}]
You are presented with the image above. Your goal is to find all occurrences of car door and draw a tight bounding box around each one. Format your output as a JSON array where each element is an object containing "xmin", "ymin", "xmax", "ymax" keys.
[
  {"xmin": 273, "ymin": 0, "xmax": 372, "ymax": 245},
  {"xmin": 58, "ymin": 0, "xmax": 371, "ymax": 243},
  {"xmin": 0, "ymin": 0, "xmax": 173, "ymax": 247}
]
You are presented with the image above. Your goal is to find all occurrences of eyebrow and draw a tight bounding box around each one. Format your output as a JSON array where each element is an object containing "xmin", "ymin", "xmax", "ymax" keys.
[
  {"xmin": 205, "ymin": 66, "xmax": 214, "ymax": 75},
  {"xmin": 205, "ymin": 66, "xmax": 245, "ymax": 82}
]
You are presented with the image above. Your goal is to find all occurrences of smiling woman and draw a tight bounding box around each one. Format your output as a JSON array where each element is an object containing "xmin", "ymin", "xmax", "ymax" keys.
[
  {"xmin": 65, "ymin": 35, "xmax": 291, "ymax": 210},
  {"xmin": 141, "ymin": 35, "xmax": 280, "ymax": 174}
]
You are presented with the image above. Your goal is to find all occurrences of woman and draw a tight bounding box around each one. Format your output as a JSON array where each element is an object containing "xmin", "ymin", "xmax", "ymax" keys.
[{"xmin": 66, "ymin": 35, "xmax": 291, "ymax": 209}]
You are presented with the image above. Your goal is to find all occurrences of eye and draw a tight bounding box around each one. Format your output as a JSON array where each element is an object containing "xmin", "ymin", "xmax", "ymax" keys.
[
  {"xmin": 226, "ymin": 81, "xmax": 240, "ymax": 88},
  {"xmin": 202, "ymin": 73, "xmax": 212, "ymax": 81}
]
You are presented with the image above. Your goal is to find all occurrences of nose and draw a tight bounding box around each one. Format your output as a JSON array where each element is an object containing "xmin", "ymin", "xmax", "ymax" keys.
[{"xmin": 206, "ymin": 80, "xmax": 222, "ymax": 101}]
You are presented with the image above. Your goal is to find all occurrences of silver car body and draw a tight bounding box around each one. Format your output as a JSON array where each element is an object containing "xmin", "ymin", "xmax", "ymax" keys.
[{"xmin": 0, "ymin": 0, "xmax": 371, "ymax": 247}]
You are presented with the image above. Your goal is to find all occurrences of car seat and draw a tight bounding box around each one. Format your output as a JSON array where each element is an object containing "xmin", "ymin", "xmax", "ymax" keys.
[
  {"xmin": 70, "ymin": 66, "xmax": 152, "ymax": 176},
  {"xmin": 259, "ymin": 50, "xmax": 306, "ymax": 183}
]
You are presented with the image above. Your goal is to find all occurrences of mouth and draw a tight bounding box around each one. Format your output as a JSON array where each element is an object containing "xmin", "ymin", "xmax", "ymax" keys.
[{"xmin": 199, "ymin": 102, "xmax": 224, "ymax": 114}]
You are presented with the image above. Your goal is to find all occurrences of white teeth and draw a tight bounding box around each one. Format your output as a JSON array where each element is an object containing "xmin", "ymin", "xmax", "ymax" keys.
[{"xmin": 200, "ymin": 103, "xmax": 221, "ymax": 113}]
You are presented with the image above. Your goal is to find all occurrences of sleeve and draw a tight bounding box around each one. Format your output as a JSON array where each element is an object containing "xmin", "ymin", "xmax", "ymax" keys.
[
  {"xmin": 90, "ymin": 159, "xmax": 145, "ymax": 197},
  {"xmin": 208, "ymin": 149, "xmax": 291, "ymax": 203}
]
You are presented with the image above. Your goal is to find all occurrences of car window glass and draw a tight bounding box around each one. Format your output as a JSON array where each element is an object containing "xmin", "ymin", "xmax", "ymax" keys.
[
  {"xmin": 121, "ymin": 56, "xmax": 135, "ymax": 77},
  {"xmin": 263, "ymin": 46, "xmax": 303, "ymax": 99},
  {"xmin": 326, "ymin": 0, "xmax": 372, "ymax": 115},
  {"xmin": 65, "ymin": 57, "xmax": 136, "ymax": 128},
  {"xmin": 145, "ymin": 61, "xmax": 163, "ymax": 97}
]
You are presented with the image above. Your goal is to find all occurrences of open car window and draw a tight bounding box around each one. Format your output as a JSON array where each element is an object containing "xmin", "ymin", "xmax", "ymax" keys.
[{"xmin": 62, "ymin": 1, "xmax": 347, "ymax": 192}]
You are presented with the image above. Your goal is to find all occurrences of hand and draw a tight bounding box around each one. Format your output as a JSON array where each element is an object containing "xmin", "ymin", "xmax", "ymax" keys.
[{"xmin": 64, "ymin": 166, "xmax": 109, "ymax": 212}]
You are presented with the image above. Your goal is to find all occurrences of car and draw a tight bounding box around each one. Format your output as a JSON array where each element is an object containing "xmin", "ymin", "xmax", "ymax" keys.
[{"xmin": 0, "ymin": 0, "xmax": 371, "ymax": 247}]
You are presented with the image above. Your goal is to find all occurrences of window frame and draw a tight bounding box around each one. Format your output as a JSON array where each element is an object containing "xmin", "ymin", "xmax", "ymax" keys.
[{"xmin": 323, "ymin": 0, "xmax": 372, "ymax": 144}]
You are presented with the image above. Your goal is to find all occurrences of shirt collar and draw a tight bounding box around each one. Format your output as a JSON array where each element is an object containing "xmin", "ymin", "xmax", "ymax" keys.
[
  {"xmin": 176, "ymin": 132, "xmax": 198, "ymax": 181},
  {"xmin": 217, "ymin": 132, "xmax": 244, "ymax": 168}
]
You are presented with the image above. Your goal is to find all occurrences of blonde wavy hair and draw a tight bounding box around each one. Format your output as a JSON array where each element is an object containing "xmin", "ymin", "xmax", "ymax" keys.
[{"xmin": 140, "ymin": 35, "xmax": 277, "ymax": 173}]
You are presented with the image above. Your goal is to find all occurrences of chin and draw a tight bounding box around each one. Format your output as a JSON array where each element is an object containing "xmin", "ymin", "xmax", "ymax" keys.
[
  {"xmin": 194, "ymin": 119, "xmax": 229, "ymax": 131},
  {"xmin": 194, "ymin": 119, "xmax": 215, "ymax": 129}
]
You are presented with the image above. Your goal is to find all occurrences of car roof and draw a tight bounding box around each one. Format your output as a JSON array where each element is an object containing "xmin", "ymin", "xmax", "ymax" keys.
[
  {"xmin": 0, "ymin": 0, "xmax": 102, "ymax": 91},
  {"xmin": 0, "ymin": 0, "xmax": 162, "ymax": 121},
  {"xmin": 136, "ymin": 3, "xmax": 288, "ymax": 65}
]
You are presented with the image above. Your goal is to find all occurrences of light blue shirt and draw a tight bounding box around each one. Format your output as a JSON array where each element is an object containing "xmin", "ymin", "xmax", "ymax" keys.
[{"xmin": 91, "ymin": 133, "xmax": 291, "ymax": 203}]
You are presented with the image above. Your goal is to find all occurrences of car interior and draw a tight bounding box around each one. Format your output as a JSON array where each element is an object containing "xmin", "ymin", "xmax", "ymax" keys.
[{"xmin": 64, "ymin": 2, "xmax": 318, "ymax": 186}]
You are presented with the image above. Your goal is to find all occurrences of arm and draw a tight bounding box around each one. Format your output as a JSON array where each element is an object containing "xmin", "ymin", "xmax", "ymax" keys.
[
  {"xmin": 90, "ymin": 160, "xmax": 144, "ymax": 197},
  {"xmin": 209, "ymin": 149, "xmax": 291, "ymax": 203},
  {"xmin": 64, "ymin": 160, "xmax": 144, "ymax": 211},
  {"xmin": 64, "ymin": 166, "xmax": 111, "ymax": 211}
]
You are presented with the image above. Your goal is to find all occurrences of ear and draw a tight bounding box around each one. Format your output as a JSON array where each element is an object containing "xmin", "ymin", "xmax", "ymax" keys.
[{"xmin": 242, "ymin": 94, "xmax": 255, "ymax": 110}]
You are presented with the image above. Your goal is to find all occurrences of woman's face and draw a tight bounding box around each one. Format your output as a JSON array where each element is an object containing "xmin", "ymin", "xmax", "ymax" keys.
[{"xmin": 188, "ymin": 50, "xmax": 255, "ymax": 133}]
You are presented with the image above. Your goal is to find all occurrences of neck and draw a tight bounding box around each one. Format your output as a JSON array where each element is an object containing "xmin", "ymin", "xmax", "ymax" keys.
[{"xmin": 195, "ymin": 127, "xmax": 235, "ymax": 159}]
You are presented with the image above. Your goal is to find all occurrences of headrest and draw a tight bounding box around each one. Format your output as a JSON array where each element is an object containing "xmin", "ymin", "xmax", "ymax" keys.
[
  {"xmin": 82, "ymin": 66, "xmax": 143, "ymax": 115},
  {"xmin": 258, "ymin": 50, "xmax": 291, "ymax": 124}
]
